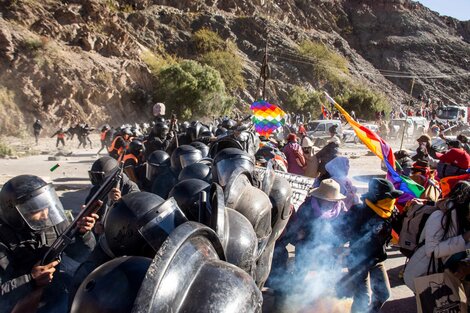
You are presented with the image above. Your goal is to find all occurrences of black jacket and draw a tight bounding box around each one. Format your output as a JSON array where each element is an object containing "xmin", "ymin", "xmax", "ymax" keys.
[
  {"xmin": 341, "ymin": 203, "xmax": 393, "ymax": 270},
  {"xmin": 0, "ymin": 221, "xmax": 96, "ymax": 312}
]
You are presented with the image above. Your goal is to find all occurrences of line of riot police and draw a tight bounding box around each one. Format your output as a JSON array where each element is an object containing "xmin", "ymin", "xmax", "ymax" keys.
[{"xmin": 0, "ymin": 116, "xmax": 294, "ymax": 312}]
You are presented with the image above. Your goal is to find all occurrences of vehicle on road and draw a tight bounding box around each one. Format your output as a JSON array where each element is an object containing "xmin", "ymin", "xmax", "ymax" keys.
[{"xmin": 436, "ymin": 105, "xmax": 469, "ymax": 124}]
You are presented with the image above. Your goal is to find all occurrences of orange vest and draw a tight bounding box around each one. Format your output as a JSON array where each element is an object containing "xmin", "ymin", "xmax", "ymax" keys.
[
  {"xmin": 108, "ymin": 136, "xmax": 123, "ymax": 154},
  {"xmin": 123, "ymin": 154, "xmax": 138, "ymax": 165},
  {"xmin": 57, "ymin": 133, "xmax": 65, "ymax": 139}
]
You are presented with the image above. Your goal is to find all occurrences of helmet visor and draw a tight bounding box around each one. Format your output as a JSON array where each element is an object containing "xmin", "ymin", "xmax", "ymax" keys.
[
  {"xmin": 88, "ymin": 171, "xmax": 105, "ymax": 186},
  {"xmin": 145, "ymin": 163, "xmax": 167, "ymax": 181},
  {"xmin": 179, "ymin": 153, "xmax": 202, "ymax": 169},
  {"xmin": 215, "ymin": 158, "xmax": 253, "ymax": 187},
  {"xmin": 138, "ymin": 198, "xmax": 188, "ymax": 251},
  {"xmin": 16, "ymin": 184, "xmax": 66, "ymax": 231}
]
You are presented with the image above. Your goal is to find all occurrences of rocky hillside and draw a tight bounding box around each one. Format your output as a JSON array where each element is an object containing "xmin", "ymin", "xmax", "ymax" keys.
[{"xmin": 0, "ymin": 0, "xmax": 469, "ymax": 135}]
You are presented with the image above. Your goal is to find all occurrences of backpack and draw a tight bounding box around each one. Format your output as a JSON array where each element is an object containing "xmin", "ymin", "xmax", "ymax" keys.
[
  {"xmin": 398, "ymin": 202, "xmax": 439, "ymax": 258},
  {"xmin": 437, "ymin": 162, "xmax": 467, "ymax": 178}
]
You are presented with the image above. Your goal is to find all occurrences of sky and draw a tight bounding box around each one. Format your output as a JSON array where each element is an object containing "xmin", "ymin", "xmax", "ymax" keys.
[{"xmin": 417, "ymin": 0, "xmax": 470, "ymax": 21}]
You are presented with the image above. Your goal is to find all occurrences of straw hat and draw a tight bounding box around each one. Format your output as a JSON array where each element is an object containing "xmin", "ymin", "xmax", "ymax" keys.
[{"xmin": 309, "ymin": 179, "xmax": 346, "ymax": 201}]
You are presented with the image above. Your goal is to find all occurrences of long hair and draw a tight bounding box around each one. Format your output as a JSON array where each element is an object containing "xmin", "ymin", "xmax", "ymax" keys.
[{"xmin": 441, "ymin": 181, "xmax": 470, "ymax": 238}]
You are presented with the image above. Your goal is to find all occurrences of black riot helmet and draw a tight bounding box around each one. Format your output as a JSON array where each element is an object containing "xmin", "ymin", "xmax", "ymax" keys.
[
  {"xmin": 222, "ymin": 119, "xmax": 237, "ymax": 130},
  {"xmin": 71, "ymin": 256, "xmax": 152, "ymax": 313},
  {"xmin": 215, "ymin": 127, "xmax": 228, "ymax": 137},
  {"xmin": 121, "ymin": 128, "xmax": 133, "ymax": 139},
  {"xmin": 186, "ymin": 121, "xmax": 203, "ymax": 142},
  {"xmin": 153, "ymin": 122, "xmax": 169, "ymax": 139},
  {"xmin": 178, "ymin": 163, "xmax": 212, "ymax": 183},
  {"xmin": 199, "ymin": 126, "xmax": 211, "ymax": 139},
  {"xmin": 105, "ymin": 192, "xmax": 188, "ymax": 257},
  {"xmin": 131, "ymin": 222, "xmax": 262, "ymax": 313},
  {"xmin": 170, "ymin": 145, "xmax": 202, "ymax": 173},
  {"xmin": 190, "ymin": 141, "xmax": 209, "ymax": 158},
  {"xmin": 168, "ymin": 179, "xmax": 210, "ymax": 221},
  {"xmin": 180, "ymin": 121, "xmax": 190, "ymax": 133},
  {"xmin": 104, "ymin": 192, "xmax": 165, "ymax": 257},
  {"xmin": 89, "ymin": 156, "xmax": 119, "ymax": 186},
  {"xmin": 154, "ymin": 116, "xmax": 165, "ymax": 124},
  {"xmin": 128, "ymin": 139, "xmax": 145, "ymax": 157},
  {"xmin": 0, "ymin": 175, "xmax": 66, "ymax": 231},
  {"xmin": 212, "ymin": 148, "xmax": 255, "ymax": 187},
  {"xmin": 146, "ymin": 150, "xmax": 170, "ymax": 182}
]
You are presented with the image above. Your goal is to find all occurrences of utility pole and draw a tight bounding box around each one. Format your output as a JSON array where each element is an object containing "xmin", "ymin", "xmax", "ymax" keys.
[
  {"xmin": 400, "ymin": 77, "xmax": 416, "ymax": 151},
  {"xmin": 256, "ymin": 0, "xmax": 271, "ymax": 100}
]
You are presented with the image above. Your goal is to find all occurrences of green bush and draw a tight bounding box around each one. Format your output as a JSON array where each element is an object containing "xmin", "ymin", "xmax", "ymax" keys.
[
  {"xmin": 156, "ymin": 60, "xmax": 231, "ymax": 120},
  {"xmin": 192, "ymin": 28, "xmax": 227, "ymax": 54},
  {"xmin": 0, "ymin": 86, "xmax": 26, "ymax": 136},
  {"xmin": 0, "ymin": 141, "xmax": 14, "ymax": 158},
  {"xmin": 297, "ymin": 40, "xmax": 349, "ymax": 89},
  {"xmin": 193, "ymin": 29, "xmax": 245, "ymax": 92},
  {"xmin": 333, "ymin": 86, "xmax": 390, "ymax": 120},
  {"xmin": 284, "ymin": 86, "xmax": 323, "ymax": 116},
  {"xmin": 141, "ymin": 50, "xmax": 178, "ymax": 75},
  {"xmin": 200, "ymin": 50, "xmax": 245, "ymax": 92}
]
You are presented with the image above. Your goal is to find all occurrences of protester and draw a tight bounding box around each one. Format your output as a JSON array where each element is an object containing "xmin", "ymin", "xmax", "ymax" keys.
[
  {"xmin": 96, "ymin": 125, "xmax": 111, "ymax": 156},
  {"xmin": 50, "ymin": 127, "xmax": 66, "ymax": 148},
  {"xmin": 327, "ymin": 125, "xmax": 341, "ymax": 145},
  {"xmin": 436, "ymin": 140, "xmax": 470, "ymax": 178},
  {"xmin": 404, "ymin": 181, "xmax": 470, "ymax": 292},
  {"xmin": 316, "ymin": 141, "xmax": 340, "ymax": 181},
  {"xmin": 301, "ymin": 137, "xmax": 318, "ymax": 178},
  {"xmin": 282, "ymin": 133, "xmax": 306, "ymax": 175},
  {"xmin": 325, "ymin": 156, "xmax": 360, "ymax": 209},
  {"xmin": 338, "ymin": 178, "xmax": 403, "ymax": 313},
  {"xmin": 286, "ymin": 179, "xmax": 347, "ymax": 289},
  {"xmin": 394, "ymin": 150, "xmax": 414, "ymax": 176}
]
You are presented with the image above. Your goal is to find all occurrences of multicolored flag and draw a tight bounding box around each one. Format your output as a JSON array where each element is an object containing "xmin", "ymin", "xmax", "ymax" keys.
[
  {"xmin": 324, "ymin": 92, "xmax": 424, "ymax": 199},
  {"xmin": 250, "ymin": 100, "xmax": 286, "ymax": 137}
]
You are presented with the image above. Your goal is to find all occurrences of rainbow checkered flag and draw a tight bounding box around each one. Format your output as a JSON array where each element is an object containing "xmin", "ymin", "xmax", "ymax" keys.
[{"xmin": 250, "ymin": 100, "xmax": 286, "ymax": 137}]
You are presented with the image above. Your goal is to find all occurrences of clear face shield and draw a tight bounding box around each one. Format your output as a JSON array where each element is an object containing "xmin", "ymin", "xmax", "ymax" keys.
[
  {"xmin": 138, "ymin": 198, "xmax": 188, "ymax": 252},
  {"xmin": 16, "ymin": 184, "xmax": 66, "ymax": 231},
  {"xmin": 146, "ymin": 163, "xmax": 165, "ymax": 181},
  {"xmin": 214, "ymin": 157, "xmax": 254, "ymax": 187},
  {"xmin": 179, "ymin": 153, "xmax": 202, "ymax": 169},
  {"xmin": 88, "ymin": 171, "xmax": 105, "ymax": 186}
]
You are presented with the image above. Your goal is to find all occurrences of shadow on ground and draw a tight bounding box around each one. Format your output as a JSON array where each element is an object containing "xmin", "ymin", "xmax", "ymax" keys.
[
  {"xmin": 59, "ymin": 188, "xmax": 91, "ymax": 215},
  {"xmin": 381, "ymin": 296, "xmax": 416, "ymax": 313}
]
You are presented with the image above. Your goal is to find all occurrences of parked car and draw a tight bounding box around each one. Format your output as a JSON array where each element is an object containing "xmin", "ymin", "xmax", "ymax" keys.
[
  {"xmin": 389, "ymin": 117, "xmax": 428, "ymax": 140},
  {"xmin": 343, "ymin": 124, "xmax": 379, "ymax": 143},
  {"xmin": 306, "ymin": 119, "xmax": 343, "ymax": 146}
]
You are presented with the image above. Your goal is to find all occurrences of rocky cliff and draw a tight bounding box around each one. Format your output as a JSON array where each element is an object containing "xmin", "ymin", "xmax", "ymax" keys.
[{"xmin": 0, "ymin": 0, "xmax": 468, "ymax": 134}]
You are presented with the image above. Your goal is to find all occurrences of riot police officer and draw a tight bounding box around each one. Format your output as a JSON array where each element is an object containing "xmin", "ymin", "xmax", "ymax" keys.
[{"xmin": 0, "ymin": 175, "xmax": 98, "ymax": 312}]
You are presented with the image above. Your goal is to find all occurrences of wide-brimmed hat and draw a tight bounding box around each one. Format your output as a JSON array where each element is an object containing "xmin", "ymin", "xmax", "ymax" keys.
[
  {"xmin": 416, "ymin": 134, "xmax": 431, "ymax": 143},
  {"xmin": 364, "ymin": 178, "xmax": 403, "ymax": 201},
  {"xmin": 309, "ymin": 179, "xmax": 346, "ymax": 201}
]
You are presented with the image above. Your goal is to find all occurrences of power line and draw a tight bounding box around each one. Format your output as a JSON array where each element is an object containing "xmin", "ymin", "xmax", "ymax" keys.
[
  {"xmin": 270, "ymin": 51, "xmax": 470, "ymax": 80},
  {"xmin": 270, "ymin": 47, "xmax": 470, "ymax": 79}
]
